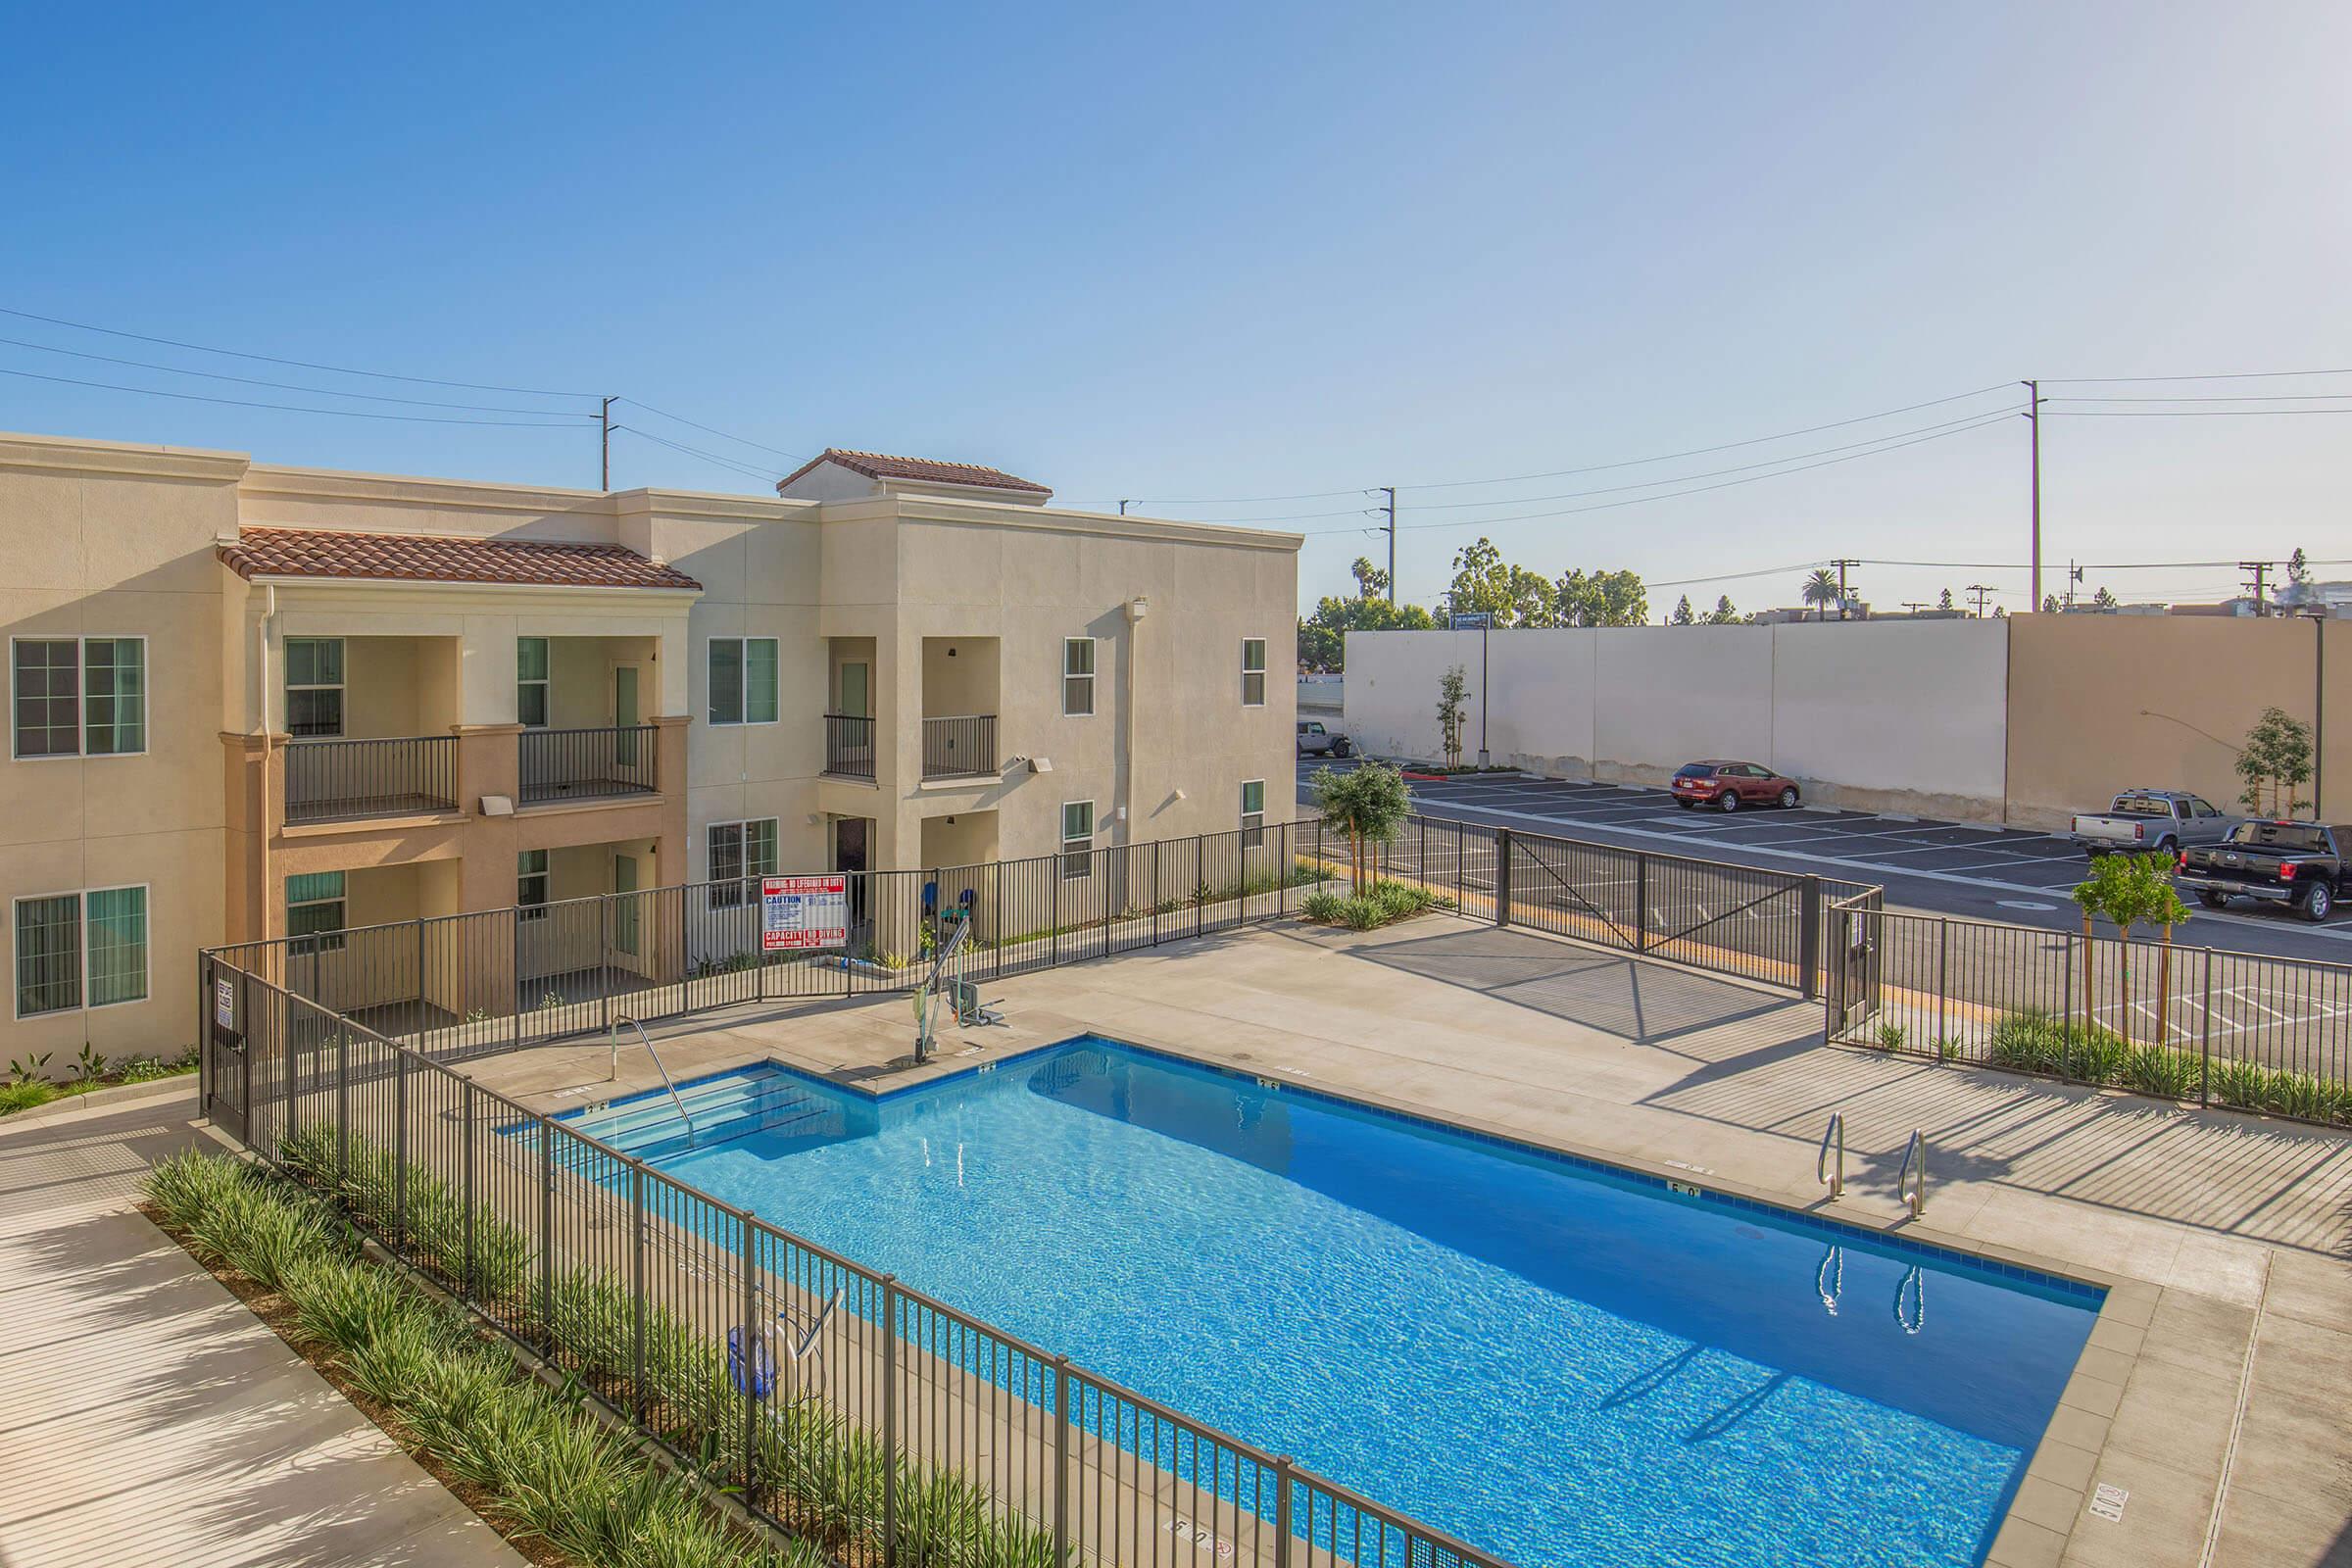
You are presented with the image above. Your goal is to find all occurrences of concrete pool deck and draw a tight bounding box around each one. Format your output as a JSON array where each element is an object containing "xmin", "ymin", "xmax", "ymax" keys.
[{"xmin": 466, "ymin": 913, "xmax": 2352, "ymax": 1568}]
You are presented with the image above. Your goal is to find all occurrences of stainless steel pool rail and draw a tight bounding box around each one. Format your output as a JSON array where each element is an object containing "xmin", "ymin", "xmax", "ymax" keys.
[
  {"xmin": 1897, "ymin": 1129, "xmax": 1926, "ymax": 1217},
  {"xmin": 610, "ymin": 1012, "xmax": 699, "ymax": 1147},
  {"xmin": 1816, "ymin": 1112, "xmax": 1844, "ymax": 1199}
]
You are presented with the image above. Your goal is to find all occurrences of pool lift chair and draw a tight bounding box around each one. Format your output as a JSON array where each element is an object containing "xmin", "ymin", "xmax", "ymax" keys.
[{"xmin": 912, "ymin": 902, "xmax": 1004, "ymax": 1064}]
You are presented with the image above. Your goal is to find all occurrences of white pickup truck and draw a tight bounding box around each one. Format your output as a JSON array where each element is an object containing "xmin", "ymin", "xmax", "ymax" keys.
[{"xmin": 2069, "ymin": 790, "xmax": 2236, "ymax": 857}]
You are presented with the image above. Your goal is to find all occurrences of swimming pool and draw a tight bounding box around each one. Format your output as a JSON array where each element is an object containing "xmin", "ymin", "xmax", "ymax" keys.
[{"xmin": 558, "ymin": 1038, "xmax": 2102, "ymax": 1567}]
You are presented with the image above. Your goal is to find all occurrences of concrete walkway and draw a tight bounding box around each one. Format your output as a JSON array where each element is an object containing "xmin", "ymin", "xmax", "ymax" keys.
[
  {"xmin": 481, "ymin": 915, "xmax": 2352, "ymax": 1568},
  {"xmin": 0, "ymin": 1082, "xmax": 524, "ymax": 1568}
]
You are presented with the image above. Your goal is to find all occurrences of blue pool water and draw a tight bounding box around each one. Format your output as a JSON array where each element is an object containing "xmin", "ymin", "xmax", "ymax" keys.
[{"xmin": 561, "ymin": 1039, "xmax": 2101, "ymax": 1568}]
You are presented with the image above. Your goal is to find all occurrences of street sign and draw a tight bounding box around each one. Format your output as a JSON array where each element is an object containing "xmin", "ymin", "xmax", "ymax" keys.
[
  {"xmin": 760, "ymin": 874, "xmax": 849, "ymax": 951},
  {"xmin": 1451, "ymin": 612, "xmax": 1494, "ymax": 630}
]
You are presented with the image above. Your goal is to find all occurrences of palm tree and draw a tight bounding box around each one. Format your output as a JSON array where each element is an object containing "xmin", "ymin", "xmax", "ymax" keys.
[{"xmin": 1800, "ymin": 569, "xmax": 1840, "ymax": 621}]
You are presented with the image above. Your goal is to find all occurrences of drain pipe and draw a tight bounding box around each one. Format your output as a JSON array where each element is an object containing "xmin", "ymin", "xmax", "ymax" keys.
[{"xmin": 258, "ymin": 584, "xmax": 277, "ymax": 941}]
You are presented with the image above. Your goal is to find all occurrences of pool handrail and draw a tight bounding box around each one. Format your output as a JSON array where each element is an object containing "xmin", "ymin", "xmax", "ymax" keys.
[
  {"xmin": 611, "ymin": 1012, "xmax": 700, "ymax": 1147},
  {"xmin": 1897, "ymin": 1129, "xmax": 1926, "ymax": 1217}
]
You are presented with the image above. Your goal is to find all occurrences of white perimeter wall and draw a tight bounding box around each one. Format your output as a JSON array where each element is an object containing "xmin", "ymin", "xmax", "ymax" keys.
[{"xmin": 1344, "ymin": 621, "xmax": 2009, "ymax": 819}]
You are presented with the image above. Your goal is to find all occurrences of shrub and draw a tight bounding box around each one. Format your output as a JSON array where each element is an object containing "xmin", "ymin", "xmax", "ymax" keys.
[
  {"xmin": 2121, "ymin": 1046, "xmax": 2200, "ymax": 1102},
  {"xmin": 1874, "ymin": 1023, "xmax": 1906, "ymax": 1054},
  {"xmin": 0, "ymin": 1081, "xmax": 57, "ymax": 1116},
  {"xmin": 1299, "ymin": 890, "xmax": 1345, "ymax": 924},
  {"xmin": 1298, "ymin": 878, "xmax": 1448, "ymax": 932}
]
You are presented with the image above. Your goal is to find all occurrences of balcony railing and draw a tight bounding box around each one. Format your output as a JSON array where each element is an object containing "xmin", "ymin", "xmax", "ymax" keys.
[
  {"xmin": 921, "ymin": 713, "xmax": 998, "ymax": 780},
  {"xmin": 824, "ymin": 713, "xmax": 876, "ymax": 780},
  {"xmin": 518, "ymin": 724, "xmax": 659, "ymax": 806},
  {"xmin": 282, "ymin": 735, "xmax": 459, "ymax": 825}
]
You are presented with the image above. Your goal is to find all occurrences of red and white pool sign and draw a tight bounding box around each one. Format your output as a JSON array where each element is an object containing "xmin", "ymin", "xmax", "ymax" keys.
[{"xmin": 760, "ymin": 874, "xmax": 848, "ymax": 951}]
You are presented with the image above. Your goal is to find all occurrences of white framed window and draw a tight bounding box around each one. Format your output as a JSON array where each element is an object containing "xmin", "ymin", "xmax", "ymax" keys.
[
  {"xmin": 709, "ymin": 817, "xmax": 779, "ymax": 907},
  {"xmin": 1241, "ymin": 638, "xmax": 1267, "ymax": 707},
  {"xmin": 12, "ymin": 636, "xmax": 147, "ymax": 760},
  {"xmin": 516, "ymin": 637, "xmax": 550, "ymax": 729},
  {"xmin": 286, "ymin": 871, "xmax": 347, "ymax": 952},
  {"xmin": 1060, "ymin": 800, "xmax": 1095, "ymax": 880},
  {"xmin": 517, "ymin": 849, "xmax": 550, "ymax": 920},
  {"xmin": 284, "ymin": 637, "xmax": 345, "ymax": 738},
  {"xmin": 1241, "ymin": 778, "xmax": 1265, "ymax": 848},
  {"xmin": 14, "ymin": 885, "xmax": 148, "ymax": 1018},
  {"xmin": 710, "ymin": 637, "xmax": 780, "ymax": 726},
  {"xmin": 1062, "ymin": 638, "xmax": 1096, "ymax": 716}
]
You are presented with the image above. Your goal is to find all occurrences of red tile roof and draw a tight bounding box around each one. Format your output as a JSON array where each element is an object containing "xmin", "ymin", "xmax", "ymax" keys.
[
  {"xmin": 777, "ymin": 447, "xmax": 1052, "ymax": 496},
  {"xmin": 217, "ymin": 527, "xmax": 702, "ymax": 591}
]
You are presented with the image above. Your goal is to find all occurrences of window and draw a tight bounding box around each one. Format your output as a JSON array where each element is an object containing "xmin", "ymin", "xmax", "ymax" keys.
[
  {"xmin": 286, "ymin": 871, "xmax": 347, "ymax": 951},
  {"xmin": 1060, "ymin": 801, "xmax": 1095, "ymax": 880},
  {"xmin": 709, "ymin": 637, "xmax": 779, "ymax": 725},
  {"xmin": 12, "ymin": 636, "xmax": 146, "ymax": 759},
  {"xmin": 1062, "ymin": 638, "xmax": 1096, "ymax": 716},
  {"xmin": 1241, "ymin": 779, "xmax": 1265, "ymax": 848},
  {"xmin": 284, "ymin": 637, "xmax": 345, "ymax": 738},
  {"xmin": 1241, "ymin": 639, "xmax": 1267, "ymax": 707},
  {"xmin": 709, "ymin": 817, "xmax": 779, "ymax": 907},
  {"xmin": 14, "ymin": 885, "xmax": 146, "ymax": 1017},
  {"xmin": 517, "ymin": 637, "xmax": 550, "ymax": 728},
  {"xmin": 517, "ymin": 849, "xmax": 550, "ymax": 919}
]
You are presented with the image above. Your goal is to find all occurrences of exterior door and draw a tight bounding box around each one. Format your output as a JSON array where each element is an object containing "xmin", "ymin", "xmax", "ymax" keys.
[
  {"xmin": 612, "ymin": 664, "xmax": 643, "ymax": 767},
  {"xmin": 613, "ymin": 854, "xmax": 641, "ymax": 956},
  {"xmin": 838, "ymin": 661, "xmax": 870, "ymax": 718}
]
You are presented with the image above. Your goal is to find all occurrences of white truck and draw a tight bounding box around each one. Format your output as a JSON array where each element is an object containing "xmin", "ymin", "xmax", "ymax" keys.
[{"xmin": 2068, "ymin": 790, "xmax": 2235, "ymax": 857}]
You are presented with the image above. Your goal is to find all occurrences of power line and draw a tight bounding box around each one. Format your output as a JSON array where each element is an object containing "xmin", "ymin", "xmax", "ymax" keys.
[
  {"xmin": 2050, "ymin": 392, "xmax": 2352, "ymax": 404},
  {"xmin": 2044, "ymin": 367, "xmax": 2352, "ymax": 384},
  {"xmin": 2048, "ymin": 407, "xmax": 2352, "ymax": 418},
  {"xmin": 0, "ymin": 364, "xmax": 597, "ymax": 426},
  {"xmin": 0, "ymin": 304, "xmax": 594, "ymax": 399},
  {"xmin": 615, "ymin": 397, "xmax": 807, "ymax": 463},
  {"xmin": 0, "ymin": 333, "xmax": 588, "ymax": 416},
  {"xmin": 1385, "ymin": 409, "xmax": 2021, "ymax": 534},
  {"xmin": 1126, "ymin": 382, "xmax": 2018, "ymax": 508},
  {"xmin": 610, "ymin": 425, "xmax": 785, "ymax": 483}
]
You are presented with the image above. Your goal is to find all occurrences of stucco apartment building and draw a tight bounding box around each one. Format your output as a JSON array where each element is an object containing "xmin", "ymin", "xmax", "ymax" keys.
[{"xmin": 1, "ymin": 430, "xmax": 1299, "ymax": 1060}]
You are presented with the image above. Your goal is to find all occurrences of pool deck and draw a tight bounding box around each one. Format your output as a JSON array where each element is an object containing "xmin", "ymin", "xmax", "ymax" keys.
[
  {"xmin": 0, "ymin": 1081, "xmax": 526, "ymax": 1568},
  {"xmin": 462, "ymin": 912, "xmax": 2352, "ymax": 1568}
]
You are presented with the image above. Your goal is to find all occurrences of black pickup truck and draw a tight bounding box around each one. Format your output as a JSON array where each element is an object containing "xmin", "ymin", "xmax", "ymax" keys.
[{"xmin": 2177, "ymin": 821, "xmax": 2352, "ymax": 921}]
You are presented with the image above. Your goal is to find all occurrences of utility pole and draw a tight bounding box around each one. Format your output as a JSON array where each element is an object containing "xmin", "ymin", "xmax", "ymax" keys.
[
  {"xmin": 1118, "ymin": 500, "xmax": 1131, "ymax": 516},
  {"xmin": 1829, "ymin": 559, "xmax": 1860, "ymax": 620},
  {"xmin": 599, "ymin": 396, "xmax": 614, "ymax": 491},
  {"xmin": 1966, "ymin": 583, "xmax": 1995, "ymax": 618},
  {"xmin": 2065, "ymin": 560, "xmax": 2083, "ymax": 611},
  {"xmin": 1380, "ymin": 487, "xmax": 1397, "ymax": 605},
  {"xmin": 2240, "ymin": 560, "xmax": 2276, "ymax": 614},
  {"xmin": 2023, "ymin": 380, "xmax": 2042, "ymax": 611}
]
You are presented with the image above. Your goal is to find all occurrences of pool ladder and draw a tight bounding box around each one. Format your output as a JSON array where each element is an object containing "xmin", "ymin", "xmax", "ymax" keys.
[
  {"xmin": 1897, "ymin": 1130, "xmax": 1927, "ymax": 1218},
  {"xmin": 1816, "ymin": 1112, "xmax": 1844, "ymax": 1200},
  {"xmin": 611, "ymin": 1013, "xmax": 700, "ymax": 1147}
]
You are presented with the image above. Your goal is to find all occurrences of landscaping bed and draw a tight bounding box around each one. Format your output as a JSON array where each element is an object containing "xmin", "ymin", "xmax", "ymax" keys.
[
  {"xmin": 3, "ymin": 1045, "xmax": 197, "ymax": 1118},
  {"xmin": 1298, "ymin": 880, "xmax": 1454, "ymax": 931}
]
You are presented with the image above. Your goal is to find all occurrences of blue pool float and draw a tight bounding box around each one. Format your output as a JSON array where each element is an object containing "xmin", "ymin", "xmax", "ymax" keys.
[{"xmin": 727, "ymin": 1326, "xmax": 777, "ymax": 1399}]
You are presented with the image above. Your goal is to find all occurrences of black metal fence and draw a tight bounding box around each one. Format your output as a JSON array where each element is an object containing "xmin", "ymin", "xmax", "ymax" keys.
[
  {"xmin": 1824, "ymin": 903, "xmax": 2352, "ymax": 1126},
  {"xmin": 283, "ymin": 734, "xmax": 460, "ymax": 823},
  {"xmin": 823, "ymin": 712, "xmax": 876, "ymax": 779},
  {"xmin": 519, "ymin": 724, "xmax": 660, "ymax": 805},
  {"xmin": 199, "ymin": 963, "xmax": 1510, "ymax": 1568},
  {"xmin": 920, "ymin": 713, "xmax": 997, "ymax": 779}
]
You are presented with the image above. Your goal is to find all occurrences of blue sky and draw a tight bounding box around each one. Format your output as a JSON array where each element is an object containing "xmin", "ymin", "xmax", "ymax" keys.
[{"xmin": 4, "ymin": 2, "xmax": 2347, "ymax": 613}]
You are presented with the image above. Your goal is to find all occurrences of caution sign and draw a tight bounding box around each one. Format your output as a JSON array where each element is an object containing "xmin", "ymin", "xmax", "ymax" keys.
[{"xmin": 761, "ymin": 874, "xmax": 849, "ymax": 951}]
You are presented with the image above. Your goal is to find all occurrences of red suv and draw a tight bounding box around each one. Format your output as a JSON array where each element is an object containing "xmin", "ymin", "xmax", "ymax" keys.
[{"xmin": 1670, "ymin": 760, "xmax": 1801, "ymax": 812}]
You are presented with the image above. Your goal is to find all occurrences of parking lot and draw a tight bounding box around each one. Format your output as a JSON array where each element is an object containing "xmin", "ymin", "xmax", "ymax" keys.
[{"xmin": 1296, "ymin": 760, "xmax": 2352, "ymax": 962}]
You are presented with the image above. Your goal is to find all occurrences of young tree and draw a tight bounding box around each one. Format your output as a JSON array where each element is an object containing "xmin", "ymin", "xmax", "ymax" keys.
[
  {"xmin": 2070, "ymin": 854, "xmax": 2192, "ymax": 1046},
  {"xmin": 1937, "ymin": 587, "xmax": 1955, "ymax": 611},
  {"xmin": 2236, "ymin": 706, "xmax": 2315, "ymax": 817},
  {"xmin": 1436, "ymin": 664, "xmax": 1469, "ymax": 769},
  {"xmin": 1558, "ymin": 566, "xmax": 1649, "ymax": 626},
  {"xmin": 1671, "ymin": 594, "xmax": 1695, "ymax": 626},
  {"xmin": 2041, "ymin": 594, "xmax": 2061, "ymax": 613},
  {"xmin": 1707, "ymin": 595, "xmax": 1740, "ymax": 624},
  {"xmin": 2288, "ymin": 547, "xmax": 2312, "ymax": 587},
  {"xmin": 1310, "ymin": 760, "xmax": 1413, "ymax": 895},
  {"xmin": 1801, "ymin": 568, "xmax": 1840, "ymax": 621}
]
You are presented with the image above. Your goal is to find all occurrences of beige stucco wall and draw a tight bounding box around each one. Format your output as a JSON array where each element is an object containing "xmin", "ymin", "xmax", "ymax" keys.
[
  {"xmin": 2005, "ymin": 614, "xmax": 2327, "ymax": 829},
  {"xmin": 0, "ymin": 434, "xmax": 242, "ymax": 1060}
]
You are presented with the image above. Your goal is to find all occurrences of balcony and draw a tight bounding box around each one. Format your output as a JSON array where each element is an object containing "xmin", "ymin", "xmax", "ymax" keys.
[
  {"xmin": 519, "ymin": 725, "xmax": 660, "ymax": 806},
  {"xmin": 283, "ymin": 735, "xmax": 459, "ymax": 825},
  {"xmin": 921, "ymin": 714, "xmax": 998, "ymax": 781},
  {"xmin": 824, "ymin": 713, "xmax": 876, "ymax": 780}
]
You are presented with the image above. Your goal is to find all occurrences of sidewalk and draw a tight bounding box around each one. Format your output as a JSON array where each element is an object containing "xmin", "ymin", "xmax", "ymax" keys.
[{"xmin": 0, "ymin": 1081, "xmax": 524, "ymax": 1568}]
